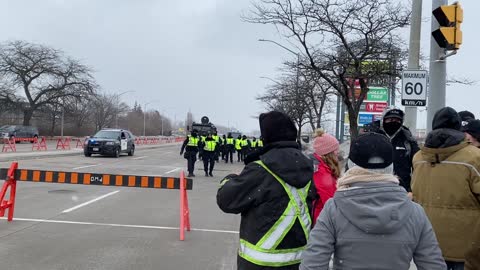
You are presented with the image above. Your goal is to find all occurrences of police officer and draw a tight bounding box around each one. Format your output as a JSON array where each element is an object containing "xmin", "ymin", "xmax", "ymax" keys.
[
  {"xmin": 249, "ymin": 136, "xmax": 258, "ymax": 155},
  {"xmin": 225, "ymin": 133, "xmax": 235, "ymax": 163},
  {"xmin": 212, "ymin": 132, "xmax": 221, "ymax": 163},
  {"xmin": 241, "ymin": 135, "xmax": 250, "ymax": 159},
  {"xmin": 258, "ymin": 136, "xmax": 264, "ymax": 151},
  {"xmin": 203, "ymin": 133, "xmax": 218, "ymax": 177},
  {"xmin": 180, "ymin": 130, "xmax": 200, "ymax": 177},
  {"xmin": 235, "ymin": 135, "xmax": 243, "ymax": 162},
  {"xmin": 220, "ymin": 134, "xmax": 227, "ymax": 160}
]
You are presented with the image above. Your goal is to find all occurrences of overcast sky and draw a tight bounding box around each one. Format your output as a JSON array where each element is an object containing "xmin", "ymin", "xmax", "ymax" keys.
[{"xmin": 0, "ymin": 0, "xmax": 478, "ymax": 133}]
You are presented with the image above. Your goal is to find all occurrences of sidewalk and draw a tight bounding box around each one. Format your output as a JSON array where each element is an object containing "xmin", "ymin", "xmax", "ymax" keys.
[{"xmin": 0, "ymin": 142, "xmax": 182, "ymax": 162}]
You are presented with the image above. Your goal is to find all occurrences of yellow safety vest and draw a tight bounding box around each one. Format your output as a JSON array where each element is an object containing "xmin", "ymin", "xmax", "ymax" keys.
[
  {"xmin": 258, "ymin": 140, "xmax": 264, "ymax": 147},
  {"xmin": 238, "ymin": 161, "xmax": 311, "ymax": 267},
  {"xmin": 226, "ymin": 138, "xmax": 234, "ymax": 145},
  {"xmin": 241, "ymin": 139, "xmax": 249, "ymax": 147},
  {"xmin": 201, "ymin": 136, "xmax": 206, "ymax": 142},
  {"xmin": 204, "ymin": 140, "xmax": 217, "ymax": 152},
  {"xmin": 187, "ymin": 136, "xmax": 199, "ymax": 147},
  {"xmin": 251, "ymin": 140, "xmax": 257, "ymax": 148},
  {"xmin": 235, "ymin": 139, "xmax": 242, "ymax": 150},
  {"xmin": 212, "ymin": 135, "xmax": 219, "ymax": 143}
]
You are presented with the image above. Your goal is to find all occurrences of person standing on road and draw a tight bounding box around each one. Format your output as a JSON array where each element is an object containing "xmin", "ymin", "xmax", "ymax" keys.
[
  {"xmin": 241, "ymin": 135, "xmax": 250, "ymax": 160},
  {"xmin": 220, "ymin": 134, "xmax": 227, "ymax": 161},
  {"xmin": 217, "ymin": 111, "xmax": 316, "ymax": 270},
  {"xmin": 225, "ymin": 133, "xmax": 235, "ymax": 163},
  {"xmin": 235, "ymin": 135, "xmax": 243, "ymax": 162},
  {"xmin": 412, "ymin": 107, "xmax": 480, "ymax": 270},
  {"xmin": 300, "ymin": 133, "xmax": 446, "ymax": 270},
  {"xmin": 370, "ymin": 107, "xmax": 420, "ymax": 195},
  {"xmin": 203, "ymin": 133, "xmax": 218, "ymax": 177},
  {"xmin": 249, "ymin": 137, "xmax": 258, "ymax": 154},
  {"xmin": 310, "ymin": 129, "xmax": 340, "ymax": 225},
  {"xmin": 212, "ymin": 132, "xmax": 221, "ymax": 163},
  {"xmin": 180, "ymin": 130, "xmax": 200, "ymax": 177}
]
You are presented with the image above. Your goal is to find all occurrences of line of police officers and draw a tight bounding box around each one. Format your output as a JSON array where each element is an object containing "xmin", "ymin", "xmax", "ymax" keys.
[{"xmin": 180, "ymin": 130, "xmax": 263, "ymax": 177}]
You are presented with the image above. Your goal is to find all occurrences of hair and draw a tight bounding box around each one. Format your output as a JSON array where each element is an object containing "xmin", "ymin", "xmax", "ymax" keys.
[{"xmin": 321, "ymin": 152, "xmax": 341, "ymax": 179}]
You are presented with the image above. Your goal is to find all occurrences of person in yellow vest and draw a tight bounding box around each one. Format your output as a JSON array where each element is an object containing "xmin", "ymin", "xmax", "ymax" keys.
[
  {"xmin": 235, "ymin": 135, "xmax": 243, "ymax": 162},
  {"xmin": 203, "ymin": 133, "xmax": 218, "ymax": 177},
  {"xmin": 249, "ymin": 136, "xmax": 258, "ymax": 155},
  {"xmin": 225, "ymin": 133, "xmax": 235, "ymax": 163},
  {"xmin": 220, "ymin": 134, "xmax": 227, "ymax": 161},
  {"xmin": 217, "ymin": 111, "xmax": 316, "ymax": 270},
  {"xmin": 258, "ymin": 136, "xmax": 264, "ymax": 151},
  {"xmin": 212, "ymin": 132, "xmax": 221, "ymax": 163},
  {"xmin": 180, "ymin": 130, "xmax": 200, "ymax": 177},
  {"xmin": 240, "ymin": 135, "xmax": 250, "ymax": 161},
  {"xmin": 198, "ymin": 132, "xmax": 207, "ymax": 161}
]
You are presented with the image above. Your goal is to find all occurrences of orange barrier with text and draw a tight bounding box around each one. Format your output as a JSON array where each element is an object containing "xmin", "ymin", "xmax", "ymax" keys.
[{"xmin": 0, "ymin": 162, "xmax": 193, "ymax": 241}]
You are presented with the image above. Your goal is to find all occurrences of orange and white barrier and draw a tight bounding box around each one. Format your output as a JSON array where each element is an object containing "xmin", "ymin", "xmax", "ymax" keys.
[{"xmin": 32, "ymin": 137, "xmax": 47, "ymax": 151}]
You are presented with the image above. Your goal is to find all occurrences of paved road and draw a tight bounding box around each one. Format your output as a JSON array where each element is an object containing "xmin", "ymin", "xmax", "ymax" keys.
[
  {"xmin": 0, "ymin": 145, "xmax": 419, "ymax": 270},
  {"xmin": 0, "ymin": 144, "xmax": 242, "ymax": 270}
]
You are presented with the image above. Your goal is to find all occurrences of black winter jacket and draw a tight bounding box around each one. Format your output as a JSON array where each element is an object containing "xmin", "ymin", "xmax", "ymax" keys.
[
  {"xmin": 217, "ymin": 141, "xmax": 316, "ymax": 270},
  {"xmin": 370, "ymin": 120, "xmax": 420, "ymax": 192}
]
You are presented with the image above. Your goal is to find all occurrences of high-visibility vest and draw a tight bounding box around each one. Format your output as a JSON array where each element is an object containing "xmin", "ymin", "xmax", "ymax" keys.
[
  {"xmin": 204, "ymin": 140, "xmax": 217, "ymax": 152},
  {"xmin": 212, "ymin": 135, "xmax": 219, "ymax": 143},
  {"xmin": 201, "ymin": 136, "xmax": 206, "ymax": 142},
  {"xmin": 226, "ymin": 138, "xmax": 234, "ymax": 145},
  {"xmin": 238, "ymin": 161, "xmax": 311, "ymax": 267},
  {"xmin": 251, "ymin": 140, "xmax": 257, "ymax": 148},
  {"xmin": 235, "ymin": 139, "xmax": 242, "ymax": 150},
  {"xmin": 258, "ymin": 140, "xmax": 264, "ymax": 147},
  {"xmin": 187, "ymin": 136, "xmax": 199, "ymax": 147},
  {"xmin": 241, "ymin": 139, "xmax": 249, "ymax": 147}
]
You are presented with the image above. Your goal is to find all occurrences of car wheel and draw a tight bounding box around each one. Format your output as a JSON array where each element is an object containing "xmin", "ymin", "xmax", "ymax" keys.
[
  {"xmin": 114, "ymin": 147, "xmax": 120, "ymax": 158},
  {"xmin": 84, "ymin": 152, "xmax": 92, "ymax": 157},
  {"xmin": 128, "ymin": 145, "xmax": 135, "ymax": 156}
]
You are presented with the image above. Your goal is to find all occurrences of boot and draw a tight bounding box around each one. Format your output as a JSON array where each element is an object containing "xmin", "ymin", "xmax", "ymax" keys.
[
  {"xmin": 188, "ymin": 173, "xmax": 194, "ymax": 177},
  {"xmin": 209, "ymin": 172, "xmax": 213, "ymax": 177},
  {"xmin": 205, "ymin": 172, "xmax": 209, "ymax": 177}
]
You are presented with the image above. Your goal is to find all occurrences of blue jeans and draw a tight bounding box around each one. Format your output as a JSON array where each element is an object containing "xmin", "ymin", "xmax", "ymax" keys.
[{"xmin": 446, "ymin": 261, "xmax": 464, "ymax": 270}]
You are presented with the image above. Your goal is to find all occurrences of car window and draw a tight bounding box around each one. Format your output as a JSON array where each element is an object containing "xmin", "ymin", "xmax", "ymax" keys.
[
  {"xmin": 93, "ymin": 130, "xmax": 120, "ymax": 139},
  {"xmin": 121, "ymin": 132, "xmax": 126, "ymax": 139}
]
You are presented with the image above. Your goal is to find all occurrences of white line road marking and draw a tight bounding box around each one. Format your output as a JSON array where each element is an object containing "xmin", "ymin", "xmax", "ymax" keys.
[
  {"xmin": 0, "ymin": 217, "xmax": 239, "ymax": 234},
  {"xmin": 164, "ymin": 168, "xmax": 180, "ymax": 174},
  {"xmin": 61, "ymin": 190, "xmax": 120, "ymax": 213},
  {"xmin": 132, "ymin": 156, "xmax": 148, "ymax": 160},
  {"xmin": 72, "ymin": 164, "xmax": 101, "ymax": 170}
]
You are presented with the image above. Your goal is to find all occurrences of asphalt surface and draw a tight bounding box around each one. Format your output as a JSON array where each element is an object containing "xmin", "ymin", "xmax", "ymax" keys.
[
  {"xmin": 0, "ymin": 144, "xmax": 419, "ymax": 270},
  {"xmin": 0, "ymin": 144, "xmax": 242, "ymax": 270}
]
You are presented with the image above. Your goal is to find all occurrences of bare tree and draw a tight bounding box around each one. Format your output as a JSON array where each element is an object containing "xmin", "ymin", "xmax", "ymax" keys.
[
  {"xmin": 246, "ymin": 0, "xmax": 410, "ymax": 138},
  {"xmin": 0, "ymin": 41, "xmax": 96, "ymax": 125},
  {"xmin": 91, "ymin": 94, "xmax": 118, "ymax": 131}
]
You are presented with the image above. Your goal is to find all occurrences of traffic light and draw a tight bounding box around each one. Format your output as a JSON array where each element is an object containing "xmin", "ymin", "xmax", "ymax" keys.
[{"xmin": 432, "ymin": 2, "xmax": 463, "ymax": 50}]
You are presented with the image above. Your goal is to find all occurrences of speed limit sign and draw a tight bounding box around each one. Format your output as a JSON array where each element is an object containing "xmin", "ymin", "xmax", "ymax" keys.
[{"xmin": 402, "ymin": 70, "xmax": 428, "ymax": 107}]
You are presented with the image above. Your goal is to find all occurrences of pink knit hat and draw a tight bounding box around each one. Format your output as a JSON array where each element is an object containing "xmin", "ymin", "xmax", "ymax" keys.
[{"xmin": 313, "ymin": 130, "xmax": 339, "ymax": 156}]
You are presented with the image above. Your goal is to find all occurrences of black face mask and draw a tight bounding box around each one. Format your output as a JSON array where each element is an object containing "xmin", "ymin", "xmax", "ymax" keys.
[{"xmin": 383, "ymin": 121, "xmax": 402, "ymax": 136}]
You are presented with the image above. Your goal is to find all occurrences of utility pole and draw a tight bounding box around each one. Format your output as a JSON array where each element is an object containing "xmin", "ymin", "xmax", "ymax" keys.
[
  {"xmin": 427, "ymin": 0, "xmax": 448, "ymax": 132},
  {"xmin": 404, "ymin": 0, "xmax": 423, "ymax": 136}
]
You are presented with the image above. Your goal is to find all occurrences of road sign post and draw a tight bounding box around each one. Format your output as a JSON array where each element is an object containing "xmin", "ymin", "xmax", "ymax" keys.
[{"xmin": 402, "ymin": 70, "xmax": 428, "ymax": 107}]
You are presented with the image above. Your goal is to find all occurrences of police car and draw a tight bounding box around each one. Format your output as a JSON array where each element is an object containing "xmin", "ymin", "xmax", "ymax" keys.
[{"xmin": 84, "ymin": 129, "xmax": 135, "ymax": 157}]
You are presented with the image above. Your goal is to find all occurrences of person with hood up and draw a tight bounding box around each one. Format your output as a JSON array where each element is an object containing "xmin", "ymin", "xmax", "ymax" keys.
[
  {"xmin": 412, "ymin": 107, "xmax": 480, "ymax": 269},
  {"xmin": 300, "ymin": 133, "xmax": 446, "ymax": 270},
  {"xmin": 370, "ymin": 107, "xmax": 420, "ymax": 194},
  {"xmin": 458, "ymin": 110, "xmax": 475, "ymax": 129},
  {"xmin": 310, "ymin": 129, "xmax": 340, "ymax": 225},
  {"xmin": 180, "ymin": 130, "xmax": 200, "ymax": 177},
  {"xmin": 217, "ymin": 111, "xmax": 316, "ymax": 270},
  {"xmin": 462, "ymin": 119, "xmax": 480, "ymax": 148}
]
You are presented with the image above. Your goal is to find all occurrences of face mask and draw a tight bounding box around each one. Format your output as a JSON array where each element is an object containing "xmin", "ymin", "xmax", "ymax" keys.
[{"xmin": 383, "ymin": 121, "xmax": 402, "ymax": 136}]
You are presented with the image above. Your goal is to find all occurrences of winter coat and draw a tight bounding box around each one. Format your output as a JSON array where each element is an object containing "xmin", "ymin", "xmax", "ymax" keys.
[
  {"xmin": 412, "ymin": 128, "xmax": 480, "ymax": 262},
  {"xmin": 371, "ymin": 120, "xmax": 420, "ymax": 191},
  {"xmin": 465, "ymin": 231, "xmax": 480, "ymax": 270},
  {"xmin": 217, "ymin": 141, "xmax": 316, "ymax": 270},
  {"xmin": 312, "ymin": 154, "xmax": 337, "ymax": 224},
  {"xmin": 299, "ymin": 181, "xmax": 447, "ymax": 270}
]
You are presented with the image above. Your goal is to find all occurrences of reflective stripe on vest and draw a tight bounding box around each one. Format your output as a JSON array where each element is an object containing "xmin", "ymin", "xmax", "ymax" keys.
[
  {"xmin": 238, "ymin": 160, "xmax": 312, "ymax": 267},
  {"xmin": 226, "ymin": 138, "xmax": 234, "ymax": 145},
  {"xmin": 204, "ymin": 140, "xmax": 216, "ymax": 151},
  {"xmin": 212, "ymin": 135, "xmax": 219, "ymax": 143},
  {"xmin": 241, "ymin": 140, "xmax": 248, "ymax": 147},
  {"xmin": 187, "ymin": 136, "xmax": 199, "ymax": 147}
]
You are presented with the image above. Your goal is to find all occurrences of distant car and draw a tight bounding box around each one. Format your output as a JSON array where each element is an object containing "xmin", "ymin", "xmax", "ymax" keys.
[
  {"xmin": 0, "ymin": 125, "xmax": 39, "ymax": 142},
  {"xmin": 84, "ymin": 129, "xmax": 135, "ymax": 158}
]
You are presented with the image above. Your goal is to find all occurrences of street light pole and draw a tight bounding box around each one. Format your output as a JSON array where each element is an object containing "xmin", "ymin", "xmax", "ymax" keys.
[
  {"xmin": 143, "ymin": 102, "xmax": 151, "ymax": 136},
  {"xmin": 115, "ymin": 90, "xmax": 135, "ymax": 128}
]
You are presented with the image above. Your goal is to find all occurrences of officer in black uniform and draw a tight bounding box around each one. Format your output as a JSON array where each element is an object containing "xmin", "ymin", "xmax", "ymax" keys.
[
  {"xmin": 225, "ymin": 133, "xmax": 235, "ymax": 163},
  {"xmin": 180, "ymin": 130, "xmax": 200, "ymax": 177},
  {"xmin": 202, "ymin": 133, "xmax": 218, "ymax": 177}
]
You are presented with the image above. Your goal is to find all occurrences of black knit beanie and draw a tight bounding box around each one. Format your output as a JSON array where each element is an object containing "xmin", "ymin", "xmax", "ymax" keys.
[
  {"xmin": 432, "ymin": 107, "xmax": 461, "ymax": 131},
  {"xmin": 259, "ymin": 111, "xmax": 297, "ymax": 144},
  {"xmin": 349, "ymin": 133, "xmax": 393, "ymax": 169}
]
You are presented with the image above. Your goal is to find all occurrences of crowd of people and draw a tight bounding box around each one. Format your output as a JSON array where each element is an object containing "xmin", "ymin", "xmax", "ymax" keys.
[
  {"xmin": 215, "ymin": 108, "xmax": 479, "ymax": 270},
  {"xmin": 180, "ymin": 131, "xmax": 264, "ymax": 177}
]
